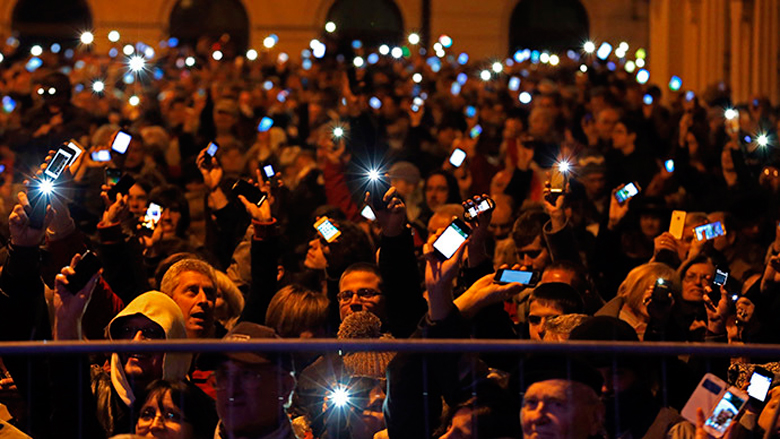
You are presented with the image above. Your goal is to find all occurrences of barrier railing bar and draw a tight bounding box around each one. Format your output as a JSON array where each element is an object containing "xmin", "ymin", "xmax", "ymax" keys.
[{"xmin": 0, "ymin": 339, "xmax": 778, "ymax": 357}]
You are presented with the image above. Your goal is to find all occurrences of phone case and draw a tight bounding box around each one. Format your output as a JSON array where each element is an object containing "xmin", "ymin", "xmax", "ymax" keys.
[
  {"xmin": 314, "ymin": 217, "xmax": 341, "ymax": 242},
  {"xmin": 669, "ymin": 210, "xmax": 687, "ymax": 240},
  {"xmin": 682, "ymin": 373, "xmax": 727, "ymax": 424},
  {"xmin": 66, "ymin": 251, "xmax": 102, "ymax": 294}
]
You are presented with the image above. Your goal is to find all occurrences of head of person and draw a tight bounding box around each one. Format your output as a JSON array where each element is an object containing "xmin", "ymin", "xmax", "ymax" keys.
[
  {"xmin": 680, "ymin": 212, "xmax": 709, "ymax": 260},
  {"xmin": 305, "ymin": 220, "xmax": 374, "ymax": 278},
  {"xmin": 265, "ymin": 284, "xmax": 330, "ymax": 338},
  {"xmin": 521, "ymin": 357, "xmax": 605, "ymax": 439},
  {"xmin": 636, "ymin": 198, "xmax": 668, "ymax": 239},
  {"xmin": 707, "ymin": 211, "xmax": 736, "ymax": 252},
  {"xmin": 488, "ymin": 194, "xmax": 516, "ymax": 240},
  {"xmin": 427, "ymin": 204, "xmax": 464, "ymax": 237},
  {"xmin": 129, "ymin": 178, "xmax": 153, "ymax": 219},
  {"xmin": 39, "ymin": 72, "xmax": 72, "ymax": 110},
  {"xmin": 388, "ymin": 161, "xmax": 421, "ymax": 200},
  {"xmin": 528, "ymin": 108, "xmax": 555, "ymax": 139},
  {"xmin": 437, "ymin": 379, "xmax": 521, "ymax": 439},
  {"xmin": 424, "ymin": 170, "xmax": 460, "ymax": 212},
  {"xmin": 512, "ymin": 209, "xmax": 552, "ymax": 271},
  {"xmin": 541, "ymin": 314, "xmax": 591, "ymax": 341},
  {"xmin": 213, "ymin": 99, "xmax": 238, "ymax": 132},
  {"xmin": 213, "ymin": 270, "xmax": 244, "ymax": 333},
  {"xmin": 617, "ymin": 262, "xmax": 680, "ymax": 320},
  {"xmin": 107, "ymin": 292, "xmax": 191, "ymax": 393},
  {"xmin": 203, "ymin": 323, "xmax": 295, "ymax": 438},
  {"xmin": 338, "ymin": 263, "xmax": 387, "ymax": 323},
  {"xmin": 595, "ymin": 107, "xmax": 620, "ymax": 142},
  {"xmin": 576, "ymin": 150, "xmax": 608, "ymax": 200},
  {"xmin": 679, "ymin": 255, "xmax": 717, "ymax": 302},
  {"xmin": 528, "ymin": 283, "xmax": 583, "ymax": 340},
  {"xmin": 134, "ymin": 380, "xmax": 217, "ymax": 439},
  {"xmin": 124, "ymin": 132, "xmax": 148, "ymax": 169},
  {"xmin": 149, "ymin": 185, "xmax": 191, "ymax": 240},
  {"xmin": 160, "ymin": 259, "xmax": 218, "ymax": 339},
  {"xmin": 611, "ymin": 117, "xmax": 639, "ymax": 153}
]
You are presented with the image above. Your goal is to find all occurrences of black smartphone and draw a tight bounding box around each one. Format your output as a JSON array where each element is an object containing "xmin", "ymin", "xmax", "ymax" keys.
[
  {"xmin": 432, "ymin": 219, "xmax": 471, "ymax": 260},
  {"xmin": 368, "ymin": 175, "xmax": 391, "ymax": 211},
  {"xmin": 107, "ymin": 174, "xmax": 136, "ymax": 200},
  {"xmin": 25, "ymin": 192, "xmax": 49, "ymax": 230},
  {"xmin": 105, "ymin": 168, "xmax": 122, "ymax": 186},
  {"xmin": 262, "ymin": 164, "xmax": 277, "ymax": 180},
  {"xmin": 747, "ymin": 366, "xmax": 774, "ymax": 403},
  {"xmin": 232, "ymin": 180, "xmax": 267, "ymax": 206},
  {"xmin": 493, "ymin": 269, "xmax": 540, "ymax": 287},
  {"xmin": 463, "ymin": 196, "xmax": 495, "ymax": 221},
  {"xmin": 651, "ymin": 278, "xmax": 672, "ymax": 305},
  {"xmin": 66, "ymin": 250, "xmax": 102, "ymax": 294}
]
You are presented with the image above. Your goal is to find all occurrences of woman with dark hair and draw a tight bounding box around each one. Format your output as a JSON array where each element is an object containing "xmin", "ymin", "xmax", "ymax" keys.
[
  {"xmin": 141, "ymin": 185, "xmax": 199, "ymax": 265},
  {"xmin": 133, "ymin": 380, "xmax": 218, "ymax": 439},
  {"xmin": 418, "ymin": 170, "xmax": 461, "ymax": 227}
]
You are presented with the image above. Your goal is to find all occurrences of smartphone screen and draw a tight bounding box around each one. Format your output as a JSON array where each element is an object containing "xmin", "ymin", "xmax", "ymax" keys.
[
  {"xmin": 263, "ymin": 164, "xmax": 276, "ymax": 179},
  {"xmin": 465, "ymin": 106, "xmax": 476, "ymax": 118},
  {"xmin": 92, "ymin": 150, "xmax": 112, "ymax": 162},
  {"xmin": 695, "ymin": 221, "xmax": 725, "ymax": 241},
  {"xmin": 495, "ymin": 269, "xmax": 536, "ymax": 285},
  {"xmin": 111, "ymin": 131, "xmax": 132, "ymax": 154},
  {"xmin": 704, "ymin": 391, "xmax": 746, "ymax": 435},
  {"xmin": 464, "ymin": 196, "xmax": 495, "ymax": 221},
  {"xmin": 508, "ymin": 77, "xmax": 520, "ymax": 91},
  {"xmin": 469, "ymin": 125, "xmax": 483, "ymax": 139},
  {"xmin": 360, "ymin": 205, "xmax": 376, "ymax": 221},
  {"xmin": 615, "ymin": 182, "xmax": 639, "ymax": 203},
  {"xmin": 315, "ymin": 217, "xmax": 341, "ymax": 242},
  {"xmin": 369, "ymin": 97, "xmax": 382, "ymax": 110},
  {"xmin": 142, "ymin": 203, "xmax": 163, "ymax": 230},
  {"xmin": 105, "ymin": 168, "xmax": 122, "ymax": 185},
  {"xmin": 669, "ymin": 210, "xmax": 687, "ymax": 240},
  {"xmin": 747, "ymin": 370, "xmax": 773, "ymax": 402},
  {"xmin": 433, "ymin": 220, "xmax": 470, "ymax": 260},
  {"xmin": 449, "ymin": 148, "xmax": 467, "ymax": 167},
  {"xmin": 643, "ymin": 94, "xmax": 654, "ymax": 105},
  {"xmin": 206, "ymin": 142, "xmax": 219, "ymax": 157},
  {"xmin": 549, "ymin": 168, "xmax": 566, "ymax": 193},
  {"xmin": 665, "ymin": 159, "xmax": 675, "ymax": 173},
  {"xmin": 257, "ymin": 117, "xmax": 274, "ymax": 133},
  {"xmin": 713, "ymin": 269, "xmax": 728, "ymax": 286},
  {"xmin": 44, "ymin": 148, "xmax": 74, "ymax": 180}
]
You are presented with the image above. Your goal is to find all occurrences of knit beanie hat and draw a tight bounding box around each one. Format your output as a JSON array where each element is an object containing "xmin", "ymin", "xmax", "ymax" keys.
[{"xmin": 337, "ymin": 311, "xmax": 396, "ymax": 379}]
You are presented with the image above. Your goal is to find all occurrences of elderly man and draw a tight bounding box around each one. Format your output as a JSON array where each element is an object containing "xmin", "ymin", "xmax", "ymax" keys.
[{"xmin": 160, "ymin": 259, "xmax": 219, "ymax": 339}]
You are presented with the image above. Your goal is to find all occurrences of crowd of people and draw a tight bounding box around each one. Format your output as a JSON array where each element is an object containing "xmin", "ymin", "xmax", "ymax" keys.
[{"xmin": 0, "ymin": 32, "xmax": 778, "ymax": 439}]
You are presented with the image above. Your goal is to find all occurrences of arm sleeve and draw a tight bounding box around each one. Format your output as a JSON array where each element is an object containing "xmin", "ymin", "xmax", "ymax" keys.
[
  {"xmin": 322, "ymin": 161, "xmax": 361, "ymax": 221},
  {"xmin": 97, "ymin": 222, "xmax": 149, "ymax": 304},
  {"xmin": 240, "ymin": 219, "xmax": 280, "ymax": 325},
  {"xmin": 378, "ymin": 229, "xmax": 427, "ymax": 339}
]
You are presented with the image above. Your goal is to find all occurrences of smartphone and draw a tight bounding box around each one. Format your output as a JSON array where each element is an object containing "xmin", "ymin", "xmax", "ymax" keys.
[
  {"xmin": 231, "ymin": 180, "xmax": 267, "ymax": 206},
  {"xmin": 141, "ymin": 203, "xmax": 163, "ymax": 232},
  {"xmin": 683, "ymin": 374, "xmax": 728, "ymax": 424},
  {"xmin": 508, "ymin": 77, "xmax": 520, "ymax": 91},
  {"xmin": 465, "ymin": 106, "xmax": 477, "ymax": 118},
  {"xmin": 643, "ymin": 94, "xmax": 654, "ymax": 105},
  {"xmin": 44, "ymin": 148, "xmax": 74, "ymax": 180},
  {"xmin": 111, "ymin": 131, "xmax": 132, "ymax": 154},
  {"xmin": 206, "ymin": 142, "xmax": 219, "ymax": 157},
  {"xmin": 449, "ymin": 148, "xmax": 467, "ymax": 168},
  {"xmin": 432, "ymin": 219, "xmax": 471, "ymax": 260},
  {"xmin": 652, "ymin": 278, "xmax": 672, "ymax": 305},
  {"xmin": 105, "ymin": 168, "xmax": 122, "ymax": 186},
  {"xmin": 493, "ymin": 269, "xmax": 539, "ymax": 286},
  {"xmin": 360, "ymin": 204, "xmax": 376, "ymax": 221},
  {"xmin": 25, "ymin": 193, "xmax": 49, "ymax": 230},
  {"xmin": 469, "ymin": 125, "xmax": 483, "ymax": 139},
  {"xmin": 747, "ymin": 367, "xmax": 774, "ymax": 403},
  {"xmin": 257, "ymin": 117, "xmax": 274, "ymax": 133},
  {"xmin": 91, "ymin": 150, "xmax": 112, "ymax": 162},
  {"xmin": 546, "ymin": 167, "xmax": 567, "ymax": 204},
  {"xmin": 685, "ymin": 91, "xmax": 695, "ymax": 102},
  {"xmin": 314, "ymin": 216, "xmax": 341, "ymax": 243},
  {"xmin": 368, "ymin": 174, "xmax": 391, "ymax": 211},
  {"xmin": 463, "ymin": 196, "xmax": 495, "ymax": 221},
  {"xmin": 369, "ymin": 97, "xmax": 382, "ymax": 110},
  {"xmin": 694, "ymin": 221, "xmax": 726, "ymax": 241},
  {"xmin": 664, "ymin": 159, "xmax": 675, "ymax": 173},
  {"xmin": 107, "ymin": 174, "xmax": 135, "ymax": 200},
  {"xmin": 262, "ymin": 164, "xmax": 277, "ymax": 180},
  {"xmin": 615, "ymin": 182, "xmax": 640, "ymax": 204},
  {"xmin": 66, "ymin": 250, "xmax": 102, "ymax": 294},
  {"xmin": 669, "ymin": 210, "xmax": 687, "ymax": 240},
  {"xmin": 2, "ymin": 96, "xmax": 16, "ymax": 113},
  {"xmin": 713, "ymin": 268, "xmax": 728, "ymax": 287},
  {"xmin": 703, "ymin": 388, "xmax": 748, "ymax": 437}
]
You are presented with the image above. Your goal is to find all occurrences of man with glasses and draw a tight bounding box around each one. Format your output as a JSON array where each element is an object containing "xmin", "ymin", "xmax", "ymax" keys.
[{"xmin": 337, "ymin": 263, "xmax": 388, "ymax": 324}]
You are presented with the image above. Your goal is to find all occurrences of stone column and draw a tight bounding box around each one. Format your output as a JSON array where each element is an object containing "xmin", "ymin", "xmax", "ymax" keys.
[
  {"xmin": 750, "ymin": 0, "xmax": 780, "ymax": 102},
  {"xmin": 730, "ymin": 0, "xmax": 753, "ymax": 103}
]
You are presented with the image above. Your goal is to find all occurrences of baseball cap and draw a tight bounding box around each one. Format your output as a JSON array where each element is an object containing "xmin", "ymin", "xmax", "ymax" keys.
[{"xmin": 198, "ymin": 322, "xmax": 293, "ymax": 371}]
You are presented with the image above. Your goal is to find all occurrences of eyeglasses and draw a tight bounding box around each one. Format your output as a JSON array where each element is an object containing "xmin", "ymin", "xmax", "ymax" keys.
[
  {"xmin": 214, "ymin": 368, "xmax": 265, "ymax": 390},
  {"xmin": 337, "ymin": 289, "xmax": 382, "ymax": 303},
  {"xmin": 115, "ymin": 325, "xmax": 165, "ymax": 340},
  {"xmin": 138, "ymin": 406, "xmax": 185, "ymax": 425},
  {"xmin": 516, "ymin": 249, "xmax": 543, "ymax": 260},
  {"xmin": 683, "ymin": 272, "xmax": 713, "ymax": 284}
]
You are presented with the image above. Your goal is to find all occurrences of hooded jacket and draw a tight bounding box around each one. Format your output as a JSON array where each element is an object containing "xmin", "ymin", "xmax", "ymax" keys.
[{"xmin": 92, "ymin": 291, "xmax": 191, "ymax": 436}]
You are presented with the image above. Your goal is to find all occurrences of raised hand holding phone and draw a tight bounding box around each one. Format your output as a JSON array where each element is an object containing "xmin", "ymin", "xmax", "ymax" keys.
[
  {"xmin": 237, "ymin": 170, "xmax": 273, "ymax": 222},
  {"xmin": 10, "ymin": 192, "xmax": 51, "ymax": 246},
  {"xmin": 454, "ymin": 269, "xmax": 527, "ymax": 319},
  {"xmin": 52, "ymin": 252, "xmax": 102, "ymax": 340},
  {"xmin": 364, "ymin": 186, "xmax": 405, "ymax": 237},
  {"xmin": 423, "ymin": 222, "xmax": 470, "ymax": 321},
  {"xmin": 608, "ymin": 185, "xmax": 632, "ymax": 230}
]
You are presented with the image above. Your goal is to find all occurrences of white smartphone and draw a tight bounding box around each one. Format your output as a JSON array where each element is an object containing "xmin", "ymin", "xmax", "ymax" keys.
[
  {"xmin": 360, "ymin": 205, "xmax": 376, "ymax": 221},
  {"xmin": 703, "ymin": 389, "xmax": 748, "ymax": 437},
  {"xmin": 314, "ymin": 216, "xmax": 341, "ymax": 243},
  {"xmin": 111, "ymin": 131, "xmax": 132, "ymax": 154},
  {"xmin": 449, "ymin": 148, "xmax": 467, "ymax": 167},
  {"xmin": 44, "ymin": 148, "xmax": 74, "ymax": 180},
  {"xmin": 432, "ymin": 219, "xmax": 470, "ymax": 260}
]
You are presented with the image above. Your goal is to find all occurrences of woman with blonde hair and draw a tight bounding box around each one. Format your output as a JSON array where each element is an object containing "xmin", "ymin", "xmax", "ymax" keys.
[
  {"xmin": 213, "ymin": 271, "xmax": 244, "ymax": 335},
  {"xmin": 597, "ymin": 262, "xmax": 680, "ymax": 340}
]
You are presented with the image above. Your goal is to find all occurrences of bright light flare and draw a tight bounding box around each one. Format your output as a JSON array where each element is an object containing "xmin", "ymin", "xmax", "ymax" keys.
[
  {"xmin": 128, "ymin": 55, "xmax": 146, "ymax": 72},
  {"xmin": 558, "ymin": 161, "xmax": 571, "ymax": 173},
  {"xmin": 492, "ymin": 61, "xmax": 503, "ymax": 73},
  {"xmin": 333, "ymin": 126, "xmax": 344, "ymax": 138},
  {"xmin": 391, "ymin": 47, "xmax": 403, "ymax": 59},
  {"xmin": 108, "ymin": 30, "xmax": 120, "ymax": 42},
  {"xmin": 80, "ymin": 31, "xmax": 94, "ymax": 45},
  {"xmin": 246, "ymin": 49, "xmax": 258, "ymax": 61},
  {"xmin": 39, "ymin": 179, "xmax": 54, "ymax": 195},
  {"xmin": 30, "ymin": 45, "xmax": 43, "ymax": 56},
  {"xmin": 583, "ymin": 41, "xmax": 595, "ymax": 54},
  {"xmin": 353, "ymin": 56, "xmax": 364, "ymax": 68},
  {"xmin": 185, "ymin": 56, "xmax": 195, "ymax": 67},
  {"xmin": 212, "ymin": 50, "xmax": 223, "ymax": 61},
  {"xmin": 325, "ymin": 21, "xmax": 337, "ymax": 33},
  {"xmin": 519, "ymin": 91, "xmax": 532, "ymax": 104},
  {"xmin": 92, "ymin": 80, "xmax": 105, "ymax": 93},
  {"xmin": 123, "ymin": 44, "xmax": 134, "ymax": 56},
  {"xmin": 724, "ymin": 108, "xmax": 739, "ymax": 120},
  {"xmin": 480, "ymin": 70, "xmax": 491, "ymax": 81},
  {"xmin": 757, "ymin": 133, "xmax": 769, "ymax": 147},
  {"xmin": 412, "ymin": 73, "xmax": 422, "ymax": 83},
  {"xmin": 263, "ymin": 36, "xmax": 276, "ymax": 49},
  {"xmin": 408, "ymin": 33, "xmax": 420, "ymax": 45},
  {"xmin": 331, "ymin": 387, "xmax": 350, "ymax": 407},
  {"xmin": 128, "ymin": 95, "xmax": 140, "ymax": 106},
  {"xmin": 367, "ymin": 169, "xmax": 381, "ymax": 181}
]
